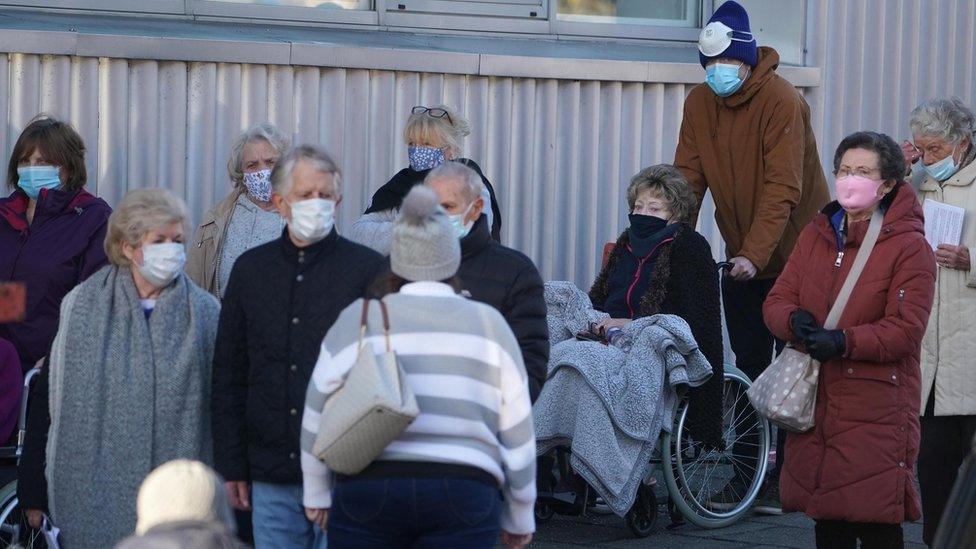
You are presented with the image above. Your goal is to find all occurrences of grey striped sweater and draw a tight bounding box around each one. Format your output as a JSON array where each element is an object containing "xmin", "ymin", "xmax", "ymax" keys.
[{"xmin": 301, "ymin": 281, "xmax": 537, "ymax": 534}]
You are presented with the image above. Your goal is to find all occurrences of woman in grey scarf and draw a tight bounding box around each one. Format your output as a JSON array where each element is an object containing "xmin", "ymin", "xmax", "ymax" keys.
[{"xmin": 22, "ymin": 188, "xmax": 221, "ymax": 548}]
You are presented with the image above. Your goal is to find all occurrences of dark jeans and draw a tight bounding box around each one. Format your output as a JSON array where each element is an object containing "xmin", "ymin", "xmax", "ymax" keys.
[
  {"xmin": 328, "ymin": 477, "xmax": 502, "ymax": 548},
  {"xmin": 918, "ymin": 394, "xmax": 976, "ymax": 546},
  {"xmin": 723, "ymin": 277, "xmax": 786, "ymax": 482},
  {"xmin": 815, "ymin": 519, "xmax": 903, "ymax": 549}
]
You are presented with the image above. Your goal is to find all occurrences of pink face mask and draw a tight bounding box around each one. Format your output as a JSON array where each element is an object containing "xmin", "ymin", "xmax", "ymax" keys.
[{"xmin": 835, "ymin": 175, "xmax": 884, "ymax": 211}]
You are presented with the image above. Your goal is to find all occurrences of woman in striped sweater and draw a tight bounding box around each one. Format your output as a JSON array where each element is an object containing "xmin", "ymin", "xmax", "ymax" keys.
[{"xmin": 300, "ymin": 186, "xmax": 536, "ymax": 548}]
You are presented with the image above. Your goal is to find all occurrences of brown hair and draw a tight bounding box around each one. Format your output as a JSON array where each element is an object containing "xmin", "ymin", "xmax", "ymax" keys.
[
  {"xmin": 626, "ymin": 164, "xmax": 697, "ymax": 223},
  {"xmin": 7, "ymin": 115, "xmax": 87, "ymax": 191}
]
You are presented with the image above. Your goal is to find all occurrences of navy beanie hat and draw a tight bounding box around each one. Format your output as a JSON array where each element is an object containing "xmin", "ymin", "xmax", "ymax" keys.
[{"xmin": 699, "ymin": 1, "xmax": 758, "ymax": 68}]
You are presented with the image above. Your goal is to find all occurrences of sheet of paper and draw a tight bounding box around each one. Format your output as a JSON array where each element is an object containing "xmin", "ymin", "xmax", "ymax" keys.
[{"xmin": 923, "ymin": 199, "xmax": 965, "ymax": 250}]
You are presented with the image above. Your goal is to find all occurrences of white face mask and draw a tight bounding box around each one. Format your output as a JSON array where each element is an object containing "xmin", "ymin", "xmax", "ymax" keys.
[
  {"xmin": 287, "ymin": 198, "xmax": 335, "ymax": 244},
  {"xmin": 138, "ymin": 243, "xmax": 186, "ymax": 288},
  {"xmin": 447, "ymin": 200, "xmax": 476, "ymax": 239}
]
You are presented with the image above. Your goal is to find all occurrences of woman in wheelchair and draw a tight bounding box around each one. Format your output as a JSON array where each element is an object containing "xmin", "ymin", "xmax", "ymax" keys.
[{"xmin": 588, "ymin": 164, "xmax": 724, "ymax": 448}]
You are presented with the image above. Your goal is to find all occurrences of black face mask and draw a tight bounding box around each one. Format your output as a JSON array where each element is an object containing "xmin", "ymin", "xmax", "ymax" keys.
[{"xmin": 628, "ymin": 214, "xmax": 668, "ymax": 239}]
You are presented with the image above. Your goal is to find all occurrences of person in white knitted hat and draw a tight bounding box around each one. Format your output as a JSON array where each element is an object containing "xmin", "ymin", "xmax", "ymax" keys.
[
  {"xmin": 301, "ymin": 186, "xmax": 536, "ymax": 548},
  {"xmin": 115, "ymin": 460, "xmax": 244, "ymax": 548}
]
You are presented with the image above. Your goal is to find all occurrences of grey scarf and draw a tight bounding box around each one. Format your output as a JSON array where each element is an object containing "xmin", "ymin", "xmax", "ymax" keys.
[{"xmin": 46, "ymin": 266, "xmax": 220, "ymax": 549}]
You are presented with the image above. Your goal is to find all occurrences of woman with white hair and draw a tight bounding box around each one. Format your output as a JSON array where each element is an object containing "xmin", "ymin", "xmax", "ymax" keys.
[
  {"xmin": 20, "ymin": 188, "xmax": 221, "ymax": 548},
  {"xmin": 348, "ymin": 104, "xmax": 502, "ymax": 254},
  {"xmin": 187, "ymin": 123, "xmax": 290, "ymax": 298},
  {"xmin": 907, "ymin": 97, "xmax": 976, "ymax": 546}
]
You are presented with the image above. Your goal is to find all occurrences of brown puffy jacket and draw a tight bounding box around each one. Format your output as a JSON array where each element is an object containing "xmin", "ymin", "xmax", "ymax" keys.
[
  {"xmin": 763, "ymin": 183, "xmax": 936, "ymax": 524},
  {"xmin": 675, "ymin": 46, "xmax": 830, "ymax": 278}
]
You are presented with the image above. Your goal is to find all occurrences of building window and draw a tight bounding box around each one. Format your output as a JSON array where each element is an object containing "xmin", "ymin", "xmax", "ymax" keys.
[
  {"xmin": 199, "ymin": 0, "xmax": 372, "ymax": 9},
  {"xmin": 557, "ymin": 0, "xmax": 700, "ymax": 27}
]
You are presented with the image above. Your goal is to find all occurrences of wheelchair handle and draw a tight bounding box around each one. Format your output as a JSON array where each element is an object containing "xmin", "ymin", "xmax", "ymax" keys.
[{"xmin": 717, "ymin": 261, "xmax": 734, "ymax": 272}]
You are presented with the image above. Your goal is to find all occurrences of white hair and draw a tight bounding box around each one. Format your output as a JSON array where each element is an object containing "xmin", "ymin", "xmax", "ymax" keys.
[
  {"xmin": 270, "ymin": 144, "xmax": 342, "ymax": 197},
  {"xmin": 227, "ymin": 123, "xmax": 291, "ymax": 188},
  {"xmin": 909, "ymin": 97, "xmax": 976, "ymax": 145},
  {"xmin": 424, "ymin": 161, "xmax": 483, "ymax": 203}
]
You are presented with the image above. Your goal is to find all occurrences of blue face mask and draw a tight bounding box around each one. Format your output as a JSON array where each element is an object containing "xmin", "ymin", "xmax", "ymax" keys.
[
  {"xmin": 923, "ymin": 145, "xmax": 961, "ymax": 181},
  {"xmin": 17, "ymin": 166, "xmax": 62, "ymax": 200},
  {"xmin": 408, "ymin": 146, "xmax": 446, "ymax": 172},
  {"xmin": 705, "ymin": 63, "xmax": 746, "ymax": 98}
]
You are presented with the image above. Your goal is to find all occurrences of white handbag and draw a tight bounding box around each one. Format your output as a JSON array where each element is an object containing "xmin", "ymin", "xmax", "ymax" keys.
[
  {"xmin": 747, "ymin": 209, "xmax": 883, "ymax": 433},
  {"xmin": 312, "ymin": 299, "xmax": 419, "ymax": 475}
]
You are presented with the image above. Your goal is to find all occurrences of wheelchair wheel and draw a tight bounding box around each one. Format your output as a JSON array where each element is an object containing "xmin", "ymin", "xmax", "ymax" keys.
[
  {"xmin": 662, "ymin": 365, "xmax": 770, "ymax": 529},
  {"xmin": 0, "ymin": 480, "xmax": 23, "ymax": 548},
  {"xmin": 625, "ymin": 482, "xmax": 658, "ymax": 538}
]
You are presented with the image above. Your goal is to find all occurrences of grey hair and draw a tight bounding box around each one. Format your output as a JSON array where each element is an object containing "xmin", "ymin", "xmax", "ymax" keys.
[
  {"xmin": 424, "ymin": 161, "xmax": 483, "ymax": 202},
  {"xmin": 227, "ymin": 123, "xmax": 291, "ymax": 188},
  {"xmin": 270, "ymin": 144, "xmax": 342, "ymax": 197},
  {"xmin": 909, "ymin": 97, "xmax": 976, "ymax": 145}
]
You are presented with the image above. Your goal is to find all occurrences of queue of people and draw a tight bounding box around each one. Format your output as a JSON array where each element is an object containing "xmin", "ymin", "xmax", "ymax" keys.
[{"xmin": 0, "ymin": 1, "xmax": 971, "ymax": 547}]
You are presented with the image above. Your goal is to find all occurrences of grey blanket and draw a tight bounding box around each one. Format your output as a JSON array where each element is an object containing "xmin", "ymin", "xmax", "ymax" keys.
[
  {"xmin": 47, "ymin": 267, "xmax": 220, "ymax": 548},
  {"xmin": 534, "ymin": 282, "xmax": 713, "ymax": 516}
]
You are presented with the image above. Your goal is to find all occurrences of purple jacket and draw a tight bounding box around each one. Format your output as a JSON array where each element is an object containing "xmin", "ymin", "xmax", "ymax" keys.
[
  {"xmin": 0, "ymin": 338, "xmax": 21, "ymax": 444},
  {"xmin": 0, "ymin": 188, "xmax": 111, "ymax": 369}
]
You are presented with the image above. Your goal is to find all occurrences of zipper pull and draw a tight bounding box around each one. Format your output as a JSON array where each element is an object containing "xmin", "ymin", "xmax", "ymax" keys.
[
  {"xmin": 834, "ymin": 251, "xmax": 844, "ymax": 268},
  {"xmin": 898, "ymin": 289, "xmax": 905, "ymax": 300}
]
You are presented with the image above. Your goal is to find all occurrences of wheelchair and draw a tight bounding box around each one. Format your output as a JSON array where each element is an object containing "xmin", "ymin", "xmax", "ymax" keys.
[
  {"xmin": 0, "ymin": 367, "xmax": 42, "ymax": 548},
  {"xmin": 534, "ymin": 364, "xmax": 771, "ymax": 537}
]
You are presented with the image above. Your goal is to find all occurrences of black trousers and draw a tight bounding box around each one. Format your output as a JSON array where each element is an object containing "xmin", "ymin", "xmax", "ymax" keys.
[
  {"xmin": 722, "ymin": 277, "xmax": 786, "ymax": 481},
  {"xmin": 918, "ymin": 393, "xmax": 976, "ymax": 546},
  {"xmin": 815, "ymin": 519, "xmax": 904, "ymax": 549}
]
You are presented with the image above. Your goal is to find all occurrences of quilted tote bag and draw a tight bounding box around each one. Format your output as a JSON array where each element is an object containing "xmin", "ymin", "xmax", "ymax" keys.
[
  {"xmin": 747, "ymin": 209, "xmax": 882, "ymax": 433},
  {"xmin": 312, "ymin": 299, "xmax": 419, "ymax": 474}
]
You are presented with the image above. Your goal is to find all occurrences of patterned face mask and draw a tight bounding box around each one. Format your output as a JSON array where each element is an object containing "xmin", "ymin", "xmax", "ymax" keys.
[
  {"xmin": 243, "ymin": 169, "xmax": 273, "ymax": 202},
  {"xmin": 408, "ymin": 146, "xmax": 446, "ymax": 172}
]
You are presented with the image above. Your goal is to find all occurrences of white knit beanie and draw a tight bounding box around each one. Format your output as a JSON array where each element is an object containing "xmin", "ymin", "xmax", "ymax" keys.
[
  {"xmin": 391, "ymin": 186, "xmax": 461, "ymax": 282},
  {"xmin": 134, "ymin": 459, "xmax": 234, "ymax": 535}
]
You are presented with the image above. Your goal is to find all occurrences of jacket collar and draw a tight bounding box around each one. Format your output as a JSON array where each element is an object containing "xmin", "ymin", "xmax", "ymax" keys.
[
  {"xmin": 918, "ymin": 155, "xmax": 976, "ymax": 191},
  {"xmin": 199, "ymin": 189, "xmax": 244, "ymax": 228},
  {"xmin": 278, "ymin": 227, "xmax": 339, "ymax": 262},
  {"xmin": 0, "ymin": 187, "xmax": 97, "ymax": 232},
  {"xmin": 400, "ymin": 281, "xmax": 461, "ymax": 298},
  {"xmin": 460, "ymin": 215, "xmax": 491, "ymax": 259}
]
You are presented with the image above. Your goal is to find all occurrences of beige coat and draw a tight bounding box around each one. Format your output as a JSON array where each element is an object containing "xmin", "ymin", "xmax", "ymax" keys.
[
  {"xmin": 185, "ymin": 190, "xmax": 241, "ymax": 298},
  {"xmin": 918, "ymin": 158, "xmax": 976, "ymax": 416}
]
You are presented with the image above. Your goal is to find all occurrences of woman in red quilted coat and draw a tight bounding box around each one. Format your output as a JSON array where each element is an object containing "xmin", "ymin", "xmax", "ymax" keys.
[{"xmin": 763, "ymin": 132, "xmax": 936, "ymax": 549}]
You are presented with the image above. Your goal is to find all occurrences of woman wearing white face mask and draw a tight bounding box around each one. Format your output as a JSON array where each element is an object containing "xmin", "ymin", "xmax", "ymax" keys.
[
  {"xmin": 348, "ymin": 104, "xmax": 502, "ymax": 255},
  {"xmin": 18, "ymin": 188, "xmax": 221, "ymax": 548},
  {"xmin": 187, "ymin": 123, "xmax": 290, "ymax": 299},
  {"xmin": 903, "ymin": 97, "xmax": 976, "ymax": 547}
]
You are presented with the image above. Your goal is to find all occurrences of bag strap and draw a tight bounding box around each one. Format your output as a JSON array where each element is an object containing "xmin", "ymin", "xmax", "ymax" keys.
[
  {"xmin": 824, "ymin": 208, "xmax": 884, "ymax": 330},
  {"xmin": 377, "ymin": 299, "xmax": 392, "ymax": 352},
  {"xmin": 357, "ymin": 299, "xmax": 393, "ymax": 352}
]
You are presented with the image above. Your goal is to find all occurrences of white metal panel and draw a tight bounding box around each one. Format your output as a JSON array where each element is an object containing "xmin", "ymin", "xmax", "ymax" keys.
[{"xmin": 0, "ymin": 54, "xmax": 720, "ymax": 288}]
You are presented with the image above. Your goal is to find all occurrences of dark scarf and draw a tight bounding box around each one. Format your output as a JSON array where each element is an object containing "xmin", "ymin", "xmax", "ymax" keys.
[{"xmin": 627, "ymin": 214, "xmax": 674, "ymax": 256}]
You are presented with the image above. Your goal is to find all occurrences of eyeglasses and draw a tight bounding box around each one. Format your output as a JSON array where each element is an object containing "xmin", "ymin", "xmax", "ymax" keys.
[
  {"xmin": 833, "ymin": 167, "xmax": 881, "ymax": 178},
  {"xmin": 412, "ymin": 106, "xmax": 453, "ymax": 125}
]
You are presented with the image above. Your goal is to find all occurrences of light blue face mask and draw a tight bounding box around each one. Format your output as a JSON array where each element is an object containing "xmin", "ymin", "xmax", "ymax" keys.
[
  {"xmin": 17, "ymin": 166, "xmax": 62, "ymax": 200},
  {"xmin": 705, "ymin": 63, "xmax": 746, "ymax": 98},
  {"xmin": 923, "ymin": 145, "xmax": 961, "ymax": 181}
]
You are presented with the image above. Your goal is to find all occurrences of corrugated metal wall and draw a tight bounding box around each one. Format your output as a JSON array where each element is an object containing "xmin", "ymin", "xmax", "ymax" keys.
[
  {"xmin": 0, "ymin": 52, "xmax": 718, "ymax": 287},
  {"xmin": 806, "ymin": 0, "xmax": 976, "ymax": 176}
]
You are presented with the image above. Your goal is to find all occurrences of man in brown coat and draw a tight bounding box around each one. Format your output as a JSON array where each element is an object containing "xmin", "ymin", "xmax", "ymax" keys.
[{"xmin": 674, "ymin": 0, "xmax": 829, "ymax": 515}]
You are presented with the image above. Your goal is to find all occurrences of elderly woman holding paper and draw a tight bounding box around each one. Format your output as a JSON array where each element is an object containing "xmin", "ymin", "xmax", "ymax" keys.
[
  {"xmin": 907, "ymin": 97, "xmax": 976, "ymax": 546},
  {"xmin": 763, "ymin": 131, "xmax": 935, "ymax": 548}
]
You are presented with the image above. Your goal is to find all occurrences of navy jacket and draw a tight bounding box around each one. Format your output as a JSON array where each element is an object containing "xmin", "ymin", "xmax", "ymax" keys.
[{"xmin": 211, "ymin": 229, "xmax": 384, "ymax": 484}]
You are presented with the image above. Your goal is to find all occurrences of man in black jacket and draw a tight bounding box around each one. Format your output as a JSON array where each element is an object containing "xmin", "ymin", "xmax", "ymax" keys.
[
  {"xmin": 425, "ymin": 162, "xmax": 549, "ymax": 401},
  {"xmin": 211, "ymin": 145, "xmax": 383, "ymax": 548}
]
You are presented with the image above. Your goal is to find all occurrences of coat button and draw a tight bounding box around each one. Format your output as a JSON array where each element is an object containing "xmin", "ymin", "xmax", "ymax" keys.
[
  {"xmin": 290, "ymin": 364, "xmax": 298, "ymax": 372},
  {"xmin": 290, "ymin": 408, "xmax": 298, "ymax": 416},
  {"xmin": 891, "ymin": 374, "xmax": 897, "ymax": 381},
  {"xmin": 898, "ymin": 461, "xmax": 905, "ymax": 468},
  {"xmin": 290, "ymin": 452, "xmax": 297, "ymax": 460},
  {"xmin": 292, "ymin": 317, "xmax": 299, "ymax": 325},
  {"xmin": 847, "ymin": 368, "xmax": 854, "ymax": 374},
  {"xmin": 296, "ymin": 274, "xmax": 304, "ymax": 282}
]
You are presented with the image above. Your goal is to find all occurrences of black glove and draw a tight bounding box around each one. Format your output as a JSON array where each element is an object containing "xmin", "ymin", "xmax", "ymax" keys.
[
  {"xmin": 789, "ymin": 309, "xmax": 818, "ymax": 342},
  {"xmin": 804, "ymin": 329, "xmax": 846, "ymax": 362}
]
